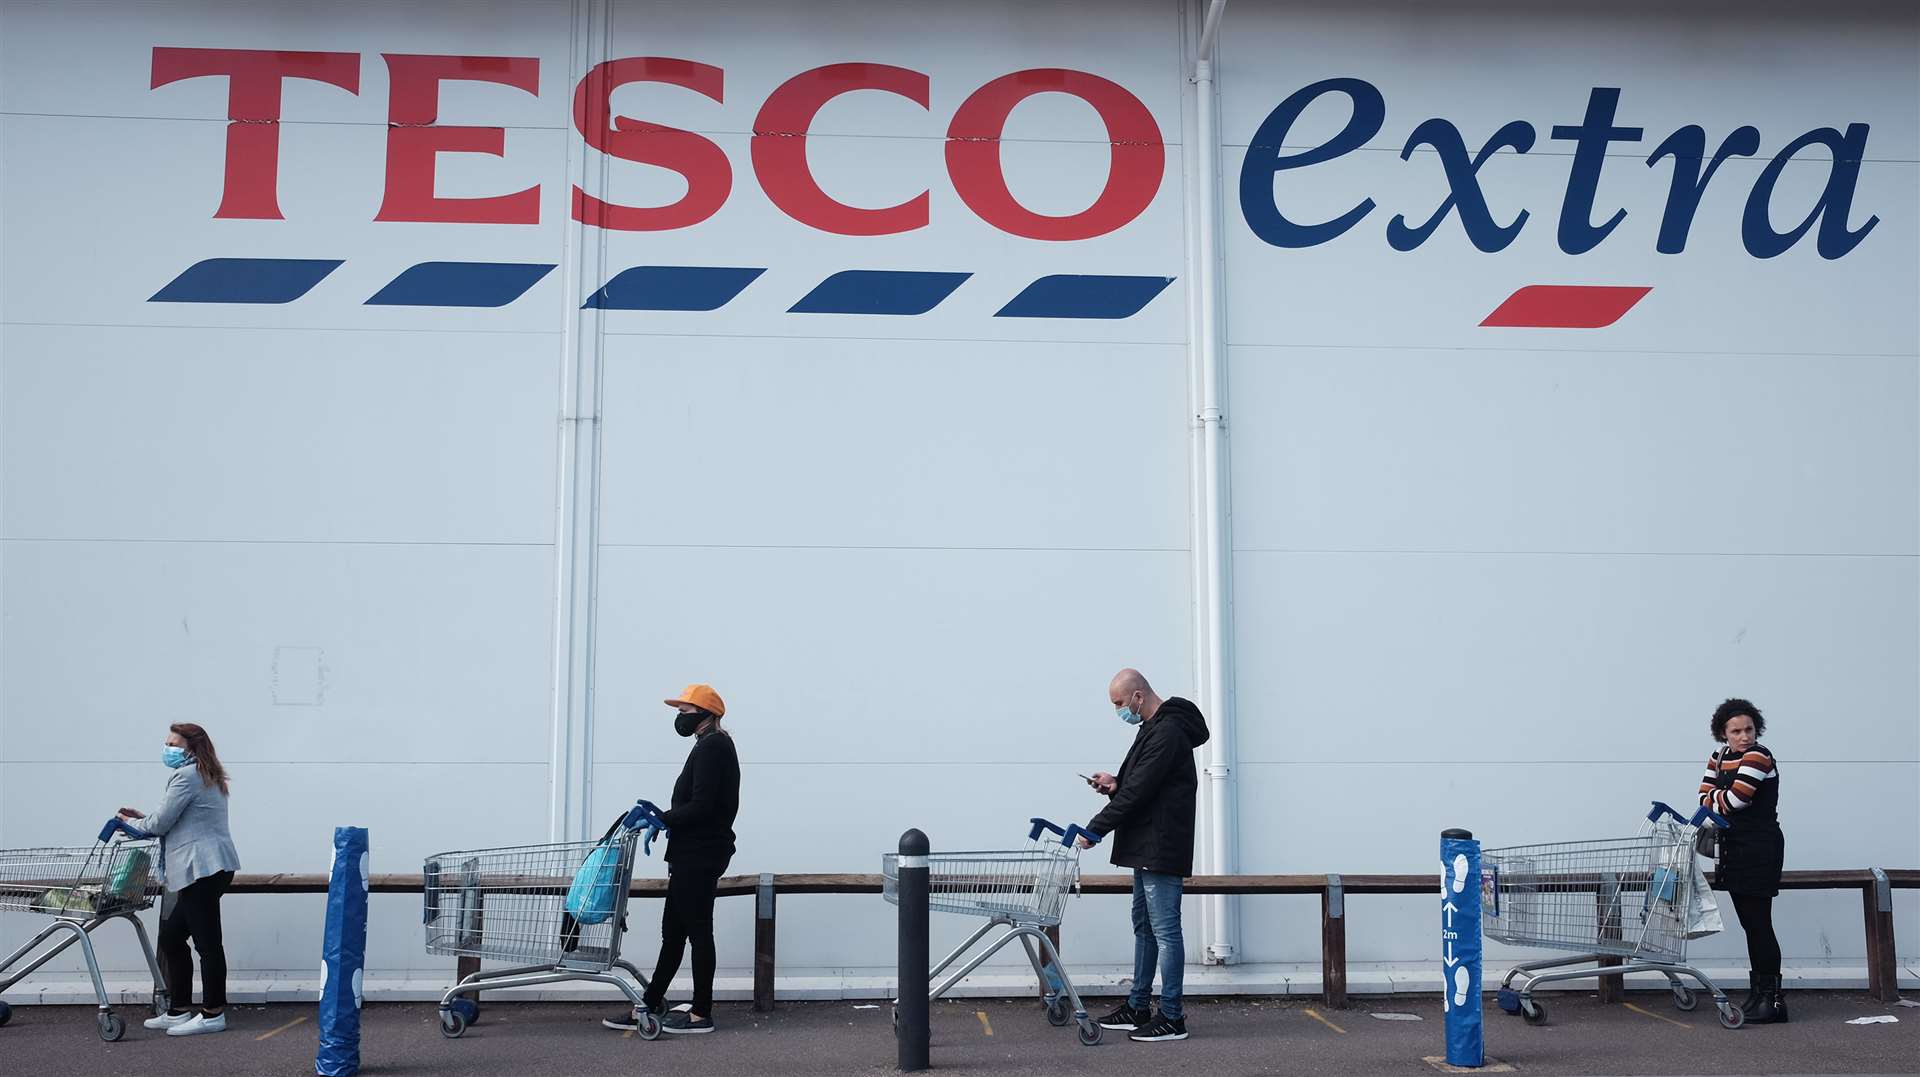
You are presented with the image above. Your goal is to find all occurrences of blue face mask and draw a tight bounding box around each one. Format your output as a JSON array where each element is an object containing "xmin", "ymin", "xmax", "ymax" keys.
[
  {"xmin": 162, "ymin": 746, "xmax": 191, "ymax": 769},
  {"xmin": 1116, "ymin": 705, "xmax": 1143, "ymax": 726}
]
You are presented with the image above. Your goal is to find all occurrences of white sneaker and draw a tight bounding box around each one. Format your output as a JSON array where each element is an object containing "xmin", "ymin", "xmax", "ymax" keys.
[
  {"xmin": 166, "ymin": 1011, "xmax": 227, "ymax": 1036},
  {"xmin": 143, "ymin": 1011, "xmax": 194, "ymax": 1031}
]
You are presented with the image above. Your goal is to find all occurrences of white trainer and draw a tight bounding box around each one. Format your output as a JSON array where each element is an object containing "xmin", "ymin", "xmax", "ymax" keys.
[
  {"xmin": 166, "ymin": 1011, "xmax": 228, "ymax": 1036},
  {"xmin": 143, "ymin": 1011, "xmax": 194, "ymax": 1031}
]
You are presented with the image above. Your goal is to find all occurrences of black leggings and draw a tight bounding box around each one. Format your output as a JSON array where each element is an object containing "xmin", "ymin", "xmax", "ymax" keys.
[
  {"xmin": 159, "ymin": 871, "xmax": 233, "ymax": 1013},
  {"xmin": 1729, "ymin": 892, "xmax": 1781, "ymax": 979},
  {"xmin": 645, "ymin": 861, "xmax": 726, "ymax": 1016}
]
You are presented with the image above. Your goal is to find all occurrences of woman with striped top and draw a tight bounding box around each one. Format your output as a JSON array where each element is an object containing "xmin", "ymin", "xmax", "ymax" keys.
[{"xmin": 1698, "ymin": 698, "xmax": 1786, "ymax": 1024}]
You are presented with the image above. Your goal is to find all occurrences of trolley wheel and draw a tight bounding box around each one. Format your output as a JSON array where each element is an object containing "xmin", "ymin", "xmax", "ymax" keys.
[
  {"xmin": 0, "ymin": 1000, "xmax": 13, "ymax": 1027},
  {"xmin": 1718, "ymin": 1002, "xmax": 1744, "ymax": 1030},
  {"xmin": 1045, "ymin": 997, "xmax": 1072, "ymax": 1026},
  {"xmin": 151, "ymin": 992, "xmax": 170, "ymax": 1018},
  {"xmin": 97, "ymin": 1012, "xmax": 125, "ymax": 1042},
  {"xmin": 1520, "ymin": 999, "xmax": 1547, "ymax": 1025},
  {"xmin": 636, "ymin": 1011, "xmax": 662, "ymax": 1040},
  {"xmin": 1076, "ymin": 1019, "xmax": 1102, "ymax": 1046},
  {"xmin": 1671, "ymin": 985, "xmax": 1697, "ymax": 1011},
  {"xmin": 439, "ymin": 1009, "xmax": 467, "ymax": 1039},
  {"xmin": 449, "ymin": 998, "xmax": 480, "ymax": 1026}
]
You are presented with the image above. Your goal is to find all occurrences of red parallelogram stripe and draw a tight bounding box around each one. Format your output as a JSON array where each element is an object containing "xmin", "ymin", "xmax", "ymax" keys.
[{"xmin": 1480, "ymin": 285, "xmax": 1651, "ymax": 328}]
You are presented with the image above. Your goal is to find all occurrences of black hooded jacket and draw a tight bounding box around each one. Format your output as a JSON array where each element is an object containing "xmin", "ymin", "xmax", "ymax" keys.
[{"xmin": 1086, "ymin": 697, "xmax": 1211, "ymax": 877}]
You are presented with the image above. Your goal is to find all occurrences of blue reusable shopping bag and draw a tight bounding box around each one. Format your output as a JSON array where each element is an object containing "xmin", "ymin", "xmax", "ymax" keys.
[
  {"xmin": 559, "ymin": 802, "xmax": 664, "ymax": 951},
  {"xmin": 563, "ymin": 837, "xmax": 623, "ymax": 926}
]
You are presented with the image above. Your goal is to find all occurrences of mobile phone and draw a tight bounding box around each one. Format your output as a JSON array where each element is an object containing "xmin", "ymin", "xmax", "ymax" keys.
[{"xmin": 1078, "ymin": 773, "xmax": 1096, "ymax": 785}]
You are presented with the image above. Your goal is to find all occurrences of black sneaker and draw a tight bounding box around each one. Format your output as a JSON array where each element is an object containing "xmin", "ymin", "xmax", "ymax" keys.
[
  {"xmin": 1097, "ymin": 1002, "xmax": 1151, "ymax": 1031},
  {"xmin": 1130, "ymin": 1015, "xmax": 1189, "ymax": 1042},
  {"xmin": 661, "ymin": 1011, "xmax": 715, "ymax": 1034},
  {"xmin": 601, "ymin": 1009, "xmax": 640, "ymax": 1031}
]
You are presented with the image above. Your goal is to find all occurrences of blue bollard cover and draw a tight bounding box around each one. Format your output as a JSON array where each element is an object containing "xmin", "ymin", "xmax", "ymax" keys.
[
  {"xmin": 316, "ymin": 827, "xmax": 370, "ymax": 1077},
  {"xmin": 1441, "ymin": 833, "xmax": 1484, "ymax": 1068}
]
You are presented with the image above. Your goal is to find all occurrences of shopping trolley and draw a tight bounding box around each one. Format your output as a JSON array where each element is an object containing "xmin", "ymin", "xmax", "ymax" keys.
[
  {"xmin": 0, "ymin": 818, "xmax": 166, "ymax": 1041},
  {"xmin": 424, "ymin": 800, "xmax": 667, "ymax": 1039},
  {"xmin": 883, "ymin": 818, "xmax": 1104, "ymax": 1046},
  {"xmin": 1484, "ymin": 801, "xmax": 1741, "ymax": 1029}
]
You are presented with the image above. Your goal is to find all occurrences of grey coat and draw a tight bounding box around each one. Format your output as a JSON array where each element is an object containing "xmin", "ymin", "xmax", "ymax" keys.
[{"xmin": 141, "ymin": 767, "xmax": 241, "ymax": 893}]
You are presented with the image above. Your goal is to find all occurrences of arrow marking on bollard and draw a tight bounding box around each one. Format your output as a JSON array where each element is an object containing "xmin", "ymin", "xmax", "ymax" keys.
[
  {"xmin": 1444, "ymin": 940, "xmax": 1457, "ymax": 967},
  {"xmin": 1443, "ymin": 901, "xmax": 1458, "ymax": 928}
]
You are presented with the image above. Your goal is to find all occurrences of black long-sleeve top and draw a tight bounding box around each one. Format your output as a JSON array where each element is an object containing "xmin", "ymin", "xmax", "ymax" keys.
[{"xmin": 658, "ymin": 730, "xmax": 740, "ymax": 867}]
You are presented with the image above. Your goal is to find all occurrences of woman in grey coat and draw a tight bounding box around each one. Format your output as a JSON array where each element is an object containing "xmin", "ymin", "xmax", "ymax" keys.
[{"xmin": 117, "ymin": 723, "xmax": 241, "ymax": 1037}]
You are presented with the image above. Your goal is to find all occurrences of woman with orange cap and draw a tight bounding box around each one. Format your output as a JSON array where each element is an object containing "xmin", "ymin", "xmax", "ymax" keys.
[{"xmin": 605, "ymin": 684, "xmax": 740, "ymax": 1035}]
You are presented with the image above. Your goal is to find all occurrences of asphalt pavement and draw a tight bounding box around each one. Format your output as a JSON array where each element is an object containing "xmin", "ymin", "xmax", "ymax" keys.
[{"xmin": 0, "ymin": 991, "xmax": 1914, "ymax": 1076}]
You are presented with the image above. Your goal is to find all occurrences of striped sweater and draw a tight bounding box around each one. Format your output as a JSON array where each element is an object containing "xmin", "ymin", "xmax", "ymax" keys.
[{"xmin": 1698, "ymin": 743, "xmax": 1779, "ymax": 817}]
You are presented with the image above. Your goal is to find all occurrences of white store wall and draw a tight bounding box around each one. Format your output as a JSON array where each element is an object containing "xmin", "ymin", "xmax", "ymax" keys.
[{"xmin": 1, "ymin": 0, "xmax": 1914, "ymax": 989}]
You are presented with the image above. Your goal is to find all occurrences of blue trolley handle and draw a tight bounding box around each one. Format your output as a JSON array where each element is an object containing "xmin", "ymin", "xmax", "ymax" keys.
[
  {"xmin": 1063, "ymin": 823, "xmax": 1102, "ymax": 847},
  {"xmin": 623, "ymin": 799, "xmax": 668, "ymax": 830},
  {"xmin": 621, "ymin": 799, "xmax": 670, "ymax": 856},
  {"xmin": 1028, "ymin": 818, "xmax": 1065, "ymax": 841},
  {"xmin": 1028, "ymin": 817, "xmax": 1102, "ymax": 847},
  {"xmin": 98, "ymin": 816, "xmax": 151, "ymax": 843},
  {"xmin": 1646, "ymin": 800, "xmax": 1729, "ymax": 830}
]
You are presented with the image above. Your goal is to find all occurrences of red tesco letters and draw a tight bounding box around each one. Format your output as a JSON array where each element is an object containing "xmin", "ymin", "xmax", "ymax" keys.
[{"xmin": 149, "ymin": 48, "xmax": 1166, "ymax": 237}]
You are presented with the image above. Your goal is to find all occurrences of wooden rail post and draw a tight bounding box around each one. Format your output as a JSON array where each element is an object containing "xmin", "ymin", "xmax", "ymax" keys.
[
  {"xmin": 754, "ymin": 873, "xmax": 777, "ymax": 1012},
  {"xmin": 1864, "ymin": 869, "xmax": 1897, "ymax": 1002},
  {"xmin": 456, "ymin": 888, "xmax": 483, "ymax": 990},
  {"xmin": 1321, "ymin": 874, "xmax": 1347, "ymax": 1009},
  {"xmin": 1595, "ymin": 881, "xmax": 1623, "ymax": 1004}
]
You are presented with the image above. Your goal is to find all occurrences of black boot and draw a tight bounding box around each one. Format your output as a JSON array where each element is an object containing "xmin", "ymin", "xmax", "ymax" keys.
[
  {"xmin": 1747, "ymin": 975, "xmax": 1788, "ymax": 1024},
  {"xmin": 1739, "ymin": 974, "xmax": 1766, "ymax": 1016}
]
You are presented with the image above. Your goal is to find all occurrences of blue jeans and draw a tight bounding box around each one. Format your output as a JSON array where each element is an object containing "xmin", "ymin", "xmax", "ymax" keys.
[{"xmin": 1127, "ymin": 870, "xmax": 1184, "ymax": 1020}]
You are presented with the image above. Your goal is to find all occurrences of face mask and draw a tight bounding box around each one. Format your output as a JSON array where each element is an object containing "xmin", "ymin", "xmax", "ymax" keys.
[
  {"xmin": 1116, "ymin": 705, "xmax": 1142, "ymax": 726},
  {"xmin": 162, "ymin": 746, "xmax": 191, "ymax": 769},
  {"xmin": 674, "ymin": 712, "xmax": 704, "ymax": 738}
]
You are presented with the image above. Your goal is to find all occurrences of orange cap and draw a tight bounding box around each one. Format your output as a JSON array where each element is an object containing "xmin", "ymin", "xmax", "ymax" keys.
[{"xmin": 665, "ymin": 684, "xmax": 726, "ymax": 718}]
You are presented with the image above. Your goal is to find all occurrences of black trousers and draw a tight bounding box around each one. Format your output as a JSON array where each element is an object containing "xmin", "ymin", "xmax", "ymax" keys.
[
  {"xmin": 644, "ymin": 859, "xmax": 726, "ymax": 1015},
  {"xmin": 1729, "ymin": 892, "xmax": 1781, "ymax": 979},
  {"xmin": 158, "ymin": 870, "xmax": 234, "ymax": 1012}
]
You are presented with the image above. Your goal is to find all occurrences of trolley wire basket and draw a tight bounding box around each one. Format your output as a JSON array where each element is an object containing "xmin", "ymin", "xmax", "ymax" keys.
[
  {"xmin": 1482, "ymin": 801, "xmax": 1743, "ymax": 1029},
  {"xmin": 883, "ymin": 843, "xmax": 1079, "ymax": 927},
  {"xmin": 883, "ymin": 818, "xmax": 1105, "ymax": 1046},
  {"xmin": 0, "ymin": 819, "xmax": 169, "ymax": 1041},
  {"xmin": 422, "ymin": 800, "xmax": 667, "ymax": 1039}
]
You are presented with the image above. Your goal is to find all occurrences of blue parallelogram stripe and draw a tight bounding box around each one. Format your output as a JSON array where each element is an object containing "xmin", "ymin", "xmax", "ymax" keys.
[
  {"xmin": 789, "ymin": 270, "xmax": 971, "ymax": 315},
  {"xmin": 150, "ymin": 258, "xmax": 344, "ymax": 304},
  {"xmin": 366, "ymin": 262, "xmax": 556, "ymax": 307},
  {"xmin": 585, "ymin": 266, "xmax": 766, "ymax": 311},
  {"xmin": 995, "ymin": 274, "xmax": 1175, "ymax": 319}
]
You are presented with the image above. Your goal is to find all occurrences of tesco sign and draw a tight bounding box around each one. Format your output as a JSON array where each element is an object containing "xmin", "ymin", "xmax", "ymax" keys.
[{"xmin": 152, "ymin": 47, "xmax": 1881, "ymax": 259}]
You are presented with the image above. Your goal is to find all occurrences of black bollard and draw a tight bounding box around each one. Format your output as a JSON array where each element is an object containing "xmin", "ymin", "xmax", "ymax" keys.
[{"xmin": 897, "ymin": 828, "xmax": 931, "ymax": 1072}]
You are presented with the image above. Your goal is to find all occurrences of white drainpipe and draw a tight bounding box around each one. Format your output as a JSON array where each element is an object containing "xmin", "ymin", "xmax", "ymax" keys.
[
  {"xmin": 1190, "ymin": 0, "xmax": 1238, "ymax": 965},
  {"xmin": 548, "ymin": 0, "xmax": 614, "ymax": 842}
]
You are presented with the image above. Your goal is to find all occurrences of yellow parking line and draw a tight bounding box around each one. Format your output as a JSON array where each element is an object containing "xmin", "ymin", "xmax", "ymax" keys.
[
  {"xmin": 1303, "ymin": 1007, "xmax": 1348, "ymax": 1034},
  {"xmin": 976, "ymin": 1010, "xmax": 994, "ymax": 1036},
  {"xmin": 1622, "ymin": 1002, "xmax": 1692, "ymax": 1029},
  {"xmin": 255, "ymin": 1015, "xmax": 308, "ymax": 1041}
]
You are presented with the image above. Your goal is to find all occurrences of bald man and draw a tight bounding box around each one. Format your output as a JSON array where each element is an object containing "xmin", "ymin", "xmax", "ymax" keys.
[{"xmin": 1079, "ymin": 668, "xmax": 1209, "ymax": 1043}]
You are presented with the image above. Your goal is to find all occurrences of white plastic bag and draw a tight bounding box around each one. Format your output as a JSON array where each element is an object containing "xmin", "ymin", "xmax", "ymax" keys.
[{"xmin": 1684, "ymin": 856, "xmax": 1723, "ymax": 938}]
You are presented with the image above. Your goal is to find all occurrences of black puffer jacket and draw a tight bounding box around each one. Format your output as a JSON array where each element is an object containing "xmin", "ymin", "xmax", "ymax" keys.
[{"xmin": 1086, "ymin": 697, "xmax": 1210, "ymax": 877}]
